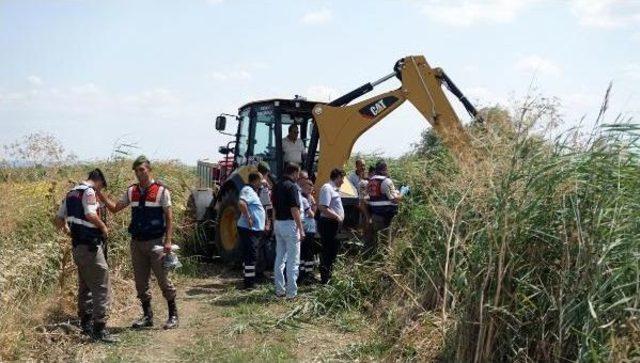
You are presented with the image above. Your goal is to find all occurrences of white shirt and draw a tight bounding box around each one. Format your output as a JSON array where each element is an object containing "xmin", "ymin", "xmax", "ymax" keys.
[
  {"xmin": 381, "ymin": 177, "xmax": 399, "ymax": 200},
  {"xmin": 318, "ymin": 181, "xmax": 344, "ymax": 220},
  {"xmin": 282, "ymin": 137, "xmax": 305, "ymax": 164},
  {"xmin": 347, "ymin": 171, "xmax": 362, "ymax": 195}
]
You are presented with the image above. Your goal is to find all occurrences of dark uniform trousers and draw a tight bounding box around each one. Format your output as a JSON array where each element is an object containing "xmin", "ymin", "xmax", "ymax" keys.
[
  {"xmin": 318, "ymin": 217, "xmax": 340, "ymax": 283},
  {"xmin": 130, "ymin": 238, "xmax": 177, "ymax": 303},
  {"xmin": 239, "ymin": 227, "xmax": 262, "ymax": 286},
  {"xmin": 73, "ymin": 243, "xmax": 111, "ymax": 324}
]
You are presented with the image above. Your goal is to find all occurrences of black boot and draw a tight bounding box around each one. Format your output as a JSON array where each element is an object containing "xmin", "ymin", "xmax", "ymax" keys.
[
  {"xmin": 131, "ymin": 301, "xmax": 154, "ymax": 329},
  {"xmin": 162, "ymin": 299, "xmax": 179, "ymax": 330},
  {"xmin": 80, "ymin": 314, "xmax": 93, "ymax": 336},
  {"xmin": 92, "ymin": 322, "xmax": 118, "ymax": 343}
]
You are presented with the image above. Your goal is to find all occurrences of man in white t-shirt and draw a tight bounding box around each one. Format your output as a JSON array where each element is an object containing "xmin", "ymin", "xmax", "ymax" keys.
[
  {"xmin": 282, "ymin": 124, "xmax": 306, "ymax": 165},
  {"xmin": 317, "ymin": 168, "xmax": 345, "ymax": 284}
]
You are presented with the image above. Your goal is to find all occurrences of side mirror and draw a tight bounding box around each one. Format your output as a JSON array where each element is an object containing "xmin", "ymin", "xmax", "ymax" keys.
[
  {"xmin": 215, "ymin": 115, "xmax": 227, "ymax": 131},
  {"xmin": 218, "ymin": 146, "xmax": 232, "ymax": 155}
]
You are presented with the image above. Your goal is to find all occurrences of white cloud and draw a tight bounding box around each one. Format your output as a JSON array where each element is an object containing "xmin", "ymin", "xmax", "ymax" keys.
[
  {"xmin": 514, "ymin": 55, "xmax": 561, "ymax": 76},
  {"xmin": 465, "ymin": 86, "xmax": 506, "ymax": 106},
  {"xmin": 207, "ymin": 70, "xmax": 252, "ymax": 81},
  {"xmin": 418, "ymin": 0, "xmax": 536, "ymax": 26},
  {"xmin": 27, "ymin": 75, "xmax": 43, "ymax": 87},
  {"xmin": 70, "ymin": 82, "xmax": 100, "ymax": 95},
  {"xmin": 300, "ymin": 8, "xmax": 332, "ymax": 25},
  {"xmin": 0, "ymin": 82, "xmax": 188, "ymax": 119},
  {"xmin": 304, "ymin": 85, "xmax": 340, "ymax": 102},
  {"xmin": 570, "ymin": 0, "xmax": 640, "ymax": 28}
]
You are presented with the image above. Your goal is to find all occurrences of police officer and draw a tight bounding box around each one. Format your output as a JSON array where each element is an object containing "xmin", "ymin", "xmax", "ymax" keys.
[
  {"xmin": 237, "ymin": 172, "xmax": 266, "ymax": 289},
  {"xmin": 54, "ymin": 168, "xmax": 117, "ymax": 343},
  {"xmin": 366, "ymin": 160, "xmax": 401, "ymax": 251},
  {"xmin": 97, "ymin": 155, "xmax": 179, "ymax": 330}
]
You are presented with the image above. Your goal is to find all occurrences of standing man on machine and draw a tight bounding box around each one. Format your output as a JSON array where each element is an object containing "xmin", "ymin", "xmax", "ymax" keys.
[
  {"xmin": 97, "ymin": 155, "xmax": 179, "ymax": 330},
  {"xmin": 282, "ymin": 124, "xmax": 306, "ymax": 166}
]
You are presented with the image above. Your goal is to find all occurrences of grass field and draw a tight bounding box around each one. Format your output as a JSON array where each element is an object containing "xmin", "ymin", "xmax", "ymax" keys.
[{"xmin": 1, "ymin": 100, "xmax": 639, "ymax": 362}]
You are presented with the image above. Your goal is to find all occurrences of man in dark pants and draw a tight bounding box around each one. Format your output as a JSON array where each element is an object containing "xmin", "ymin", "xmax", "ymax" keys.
[
  {"xmin": 97, "ymin": 155, "xmax": 179, "ymax": 330},
  {"xmin": 54, "ymin": 168, "xmax": 117, "ymax": 343},
  {"xmin": 237, "ymin": 172, "xmax": 266, "ymax": 289},
  {"xmin": 255, "ymin": 161, "xmax": 273, "ymax": 281},
  {"xmin": 317, "ymin": 168, "xmax": 345, "ymax": 284},
  {"xmin": 297, "ymin": 177, "xmax": 317, "ymax": 283}
]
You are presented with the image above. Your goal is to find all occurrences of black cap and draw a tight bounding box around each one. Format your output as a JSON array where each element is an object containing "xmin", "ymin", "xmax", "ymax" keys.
[{"xmin": 88, "ymin": 168, "xmax": 107, "ymax": 187}]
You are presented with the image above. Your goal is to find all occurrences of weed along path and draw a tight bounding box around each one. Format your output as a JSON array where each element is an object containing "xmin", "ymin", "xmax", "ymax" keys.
[{"xmin": 73, "ymin": 268, "xmax": 368, "ymax": 362}]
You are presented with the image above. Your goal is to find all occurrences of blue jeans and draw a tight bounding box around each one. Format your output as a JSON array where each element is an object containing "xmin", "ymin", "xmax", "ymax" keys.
[{"xmin": 274, "ymin": 220, "xmax": 300, "ymax": 297}]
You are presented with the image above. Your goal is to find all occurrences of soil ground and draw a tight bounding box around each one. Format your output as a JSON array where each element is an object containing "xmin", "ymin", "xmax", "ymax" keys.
[{"xmin": 49, "ymin": 266, "xmax": 370, "ymax": 363}]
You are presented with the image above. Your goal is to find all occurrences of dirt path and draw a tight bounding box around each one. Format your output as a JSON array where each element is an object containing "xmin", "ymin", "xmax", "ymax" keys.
[{"xmin": 67, "ymin": 268, "xmax": 368, "ymax": 362}]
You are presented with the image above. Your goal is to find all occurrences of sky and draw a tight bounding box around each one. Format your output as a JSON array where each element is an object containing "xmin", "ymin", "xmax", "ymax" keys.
[{"xmin": 1, "ymin": 0, "xmax": 639, "ymax": 164}]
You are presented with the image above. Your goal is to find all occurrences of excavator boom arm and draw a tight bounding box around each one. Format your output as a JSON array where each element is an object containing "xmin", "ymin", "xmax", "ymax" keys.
[{"xmin": 309, "ymin": 55, "xmax": 479, "ymax": 188}]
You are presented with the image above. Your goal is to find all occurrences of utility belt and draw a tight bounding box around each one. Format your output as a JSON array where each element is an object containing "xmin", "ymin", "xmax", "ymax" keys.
[
  {"xmin": 72, "ymin": 236, "xmax": 105, "ymax": 251},
  {"xmin": 131, "ymin": 232, "xmax": 165, "ymax": 242}
]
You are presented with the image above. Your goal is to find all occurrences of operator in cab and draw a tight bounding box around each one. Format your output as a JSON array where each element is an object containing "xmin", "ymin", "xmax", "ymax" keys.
[{"xmin": 282, "ymin": 124, "xmax": 306, "ymax": 166}]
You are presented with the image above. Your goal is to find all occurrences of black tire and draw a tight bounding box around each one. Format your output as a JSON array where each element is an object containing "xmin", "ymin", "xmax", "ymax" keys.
[{"xmin": 214, "ymin": 189, "xmax": 241, "ymax": 264}]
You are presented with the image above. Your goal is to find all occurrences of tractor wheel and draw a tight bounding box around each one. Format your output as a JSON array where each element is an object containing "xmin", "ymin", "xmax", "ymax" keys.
[{"xmin": 215, "ymin": 197, "xmax": 241, "ymax": 264}]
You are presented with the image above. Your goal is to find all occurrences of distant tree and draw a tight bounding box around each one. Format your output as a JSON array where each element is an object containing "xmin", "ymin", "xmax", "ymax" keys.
[{"xmin": 2, "ymin": 132, "xmax": 77, "ymax": 167}]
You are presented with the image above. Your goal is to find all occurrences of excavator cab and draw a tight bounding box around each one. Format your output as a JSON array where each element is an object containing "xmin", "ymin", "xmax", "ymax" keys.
[{"xmin": 216, "ymin": 97, "xmax": 320, "ymax": 179}]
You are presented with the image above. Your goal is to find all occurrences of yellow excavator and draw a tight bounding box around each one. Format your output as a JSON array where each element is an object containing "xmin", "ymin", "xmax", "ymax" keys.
[{"xmin": 191, "ymin": 55, "xmax": 481, "ymax": 261}]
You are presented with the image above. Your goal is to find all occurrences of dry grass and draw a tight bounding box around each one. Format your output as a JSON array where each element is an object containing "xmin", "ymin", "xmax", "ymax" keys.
[{"xmin": 0, "ymin": 159, "xmax": 197, "ymax": 361}]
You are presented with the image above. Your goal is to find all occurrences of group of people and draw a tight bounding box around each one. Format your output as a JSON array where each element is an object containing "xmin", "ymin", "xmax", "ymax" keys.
[
  {"xmin": 235, "ymin": 161, "xmax": 346, "ymax": 299},
  {"xmin": 54, "ymin": 156, "xmax": 178, "ymax": 343},
  {"xmin": 54, "ymin": 147, "xmax": 402, "ymax": 343},
  {"xmin": 236, "ymin": 155, "xmax": 402, "ymax": 301}
]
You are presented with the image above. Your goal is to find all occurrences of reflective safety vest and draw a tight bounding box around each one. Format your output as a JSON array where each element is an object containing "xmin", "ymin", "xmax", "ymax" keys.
[
  {"xmin": 127, "ymin": 182, "xmax": 167, "ymax": 240},
  {"xmin": 366, "ymin": 175, "xmax": 398, "ymax": 217},
  {"xmin": 65, "ymin": 184, "xmax": 102, "ymax": 246}
]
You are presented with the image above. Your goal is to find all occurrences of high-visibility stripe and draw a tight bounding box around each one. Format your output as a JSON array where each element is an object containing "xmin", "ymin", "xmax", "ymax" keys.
[
  {"xmin": 144, "ymin": 201, "xmax": 162, "ymax": 207},
  {"xmin": 130, "ymin": 201, "xmax": 139, "ymax": 207},
  {"xmin": 66, "ymin": 216, "xmax": 97, "ymax": 228},
  {"xmin": 244, "ymin": 265, "xmax": 255, "ymax": 270},
  {"xmin": 368, "ymin": 200, "xmax": 396, "ymax": 206},
  {"xmin": 244, "ymin": 272, "xmax": 256, "ymax": 277}
]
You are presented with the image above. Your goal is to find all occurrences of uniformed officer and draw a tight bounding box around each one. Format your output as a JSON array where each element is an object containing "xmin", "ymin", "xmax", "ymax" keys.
[
  {"xmin": 54, "ymin": 168, "xmax": 117, "ymax": 343},
  {"xmin": 366, "ymin": 160, "xmax": 401, "ymax": 250},
  {"xmin": 97, "ymin": 155, "xmax": 179, "ymax": 330}
]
